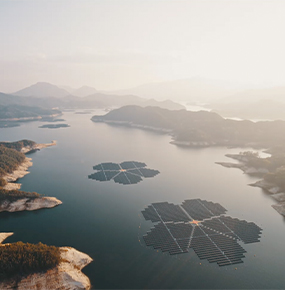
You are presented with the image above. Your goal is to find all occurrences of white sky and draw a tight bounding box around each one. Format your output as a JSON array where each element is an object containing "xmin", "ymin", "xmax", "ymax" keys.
[{"xmin": 0, "ymin": 0, "xmax": 285, "ymax": 92}]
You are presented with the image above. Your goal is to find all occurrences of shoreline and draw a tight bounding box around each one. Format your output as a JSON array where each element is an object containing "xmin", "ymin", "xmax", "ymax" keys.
[
  {"xmin": 1, "ymin": 141, "xmax": 62, "ymax": 212},
  {"xmin": 217, "ymin": 153, "xmax": 285, "ymax": 217},
  {"xmin": 0, "ymin": 114, "xmax": 61, "ymax": 122},
  {"xmin": 0, "ymin": 141, "xmax": 90, "ymax": 289},
  {"xmin": 92, "ymin": 118, "xmax": 266, "ymax": 149},
  {"xmin": 2, "ymin": 141, "xmax": 57, "ymax": 187},
  {"xmin": 20, "ymin": 140, "xmax": 57, "ymax": 153},
  {"xmin": 2, "ymin": 157, "xmax": 33, "ymax": 188},
  {"xmin": 0, "ymin": 197, "xmax": 62, "ymax": 213},
  {"xmin": 92, "ymin": 118, "xmax": 172, "ymax": 133},
  {"xmin": 0, "ymin": 232, "xmax": 13, "ymax": 244},
  {"xmin": 0, "ymin": 233, "xmax": 93, "ymax": 290}
]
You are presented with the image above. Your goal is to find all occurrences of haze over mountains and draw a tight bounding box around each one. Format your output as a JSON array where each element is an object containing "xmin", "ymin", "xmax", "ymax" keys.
[
  {"xmin": 210, "ymin": 86, "xmax": 285, "ymax": 120},
  {"xmin": 2, "ymin": 79, "xmax": 285, "ymax": 120},
  {"xmin": 104, "ymin": 78, "xmax": 285, "ymax": 121},
  {"xmin": 14, "ymin": 82, "xmax": 70, "ymax": 98},
  {"xmin": 62, "ymin": 86, "xmax": 98, "ymax": 98},
  {"xmin": 0, "ymin": 82, "xmax": 185, "ymax": 117},
  {"xmin": 13, "ymin": 82, "xmax": 98, "ymax": 99},
  {"xmin": 109, "ymin": 77, "xmax": 253, "ymax": 102}
]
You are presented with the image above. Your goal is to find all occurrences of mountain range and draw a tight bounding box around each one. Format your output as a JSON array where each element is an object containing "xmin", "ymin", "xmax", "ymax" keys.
[
  {"xmin": 108, "ymin": 77, "xmax": 249, "ymax": 102},
  {"xmin": 209, "ymin": 86, "xmax": 285, "ymax": 120},
  {"xmin": 3, "ymin": 80, "xmax": 285, "ymax": 121},
  {"xmin": 0, "ymin": 82, "xmax": 185, "ymax": 117},
  {"xmin": 14, "ymin": 82, "xmax": 70, "ymax": 98}
]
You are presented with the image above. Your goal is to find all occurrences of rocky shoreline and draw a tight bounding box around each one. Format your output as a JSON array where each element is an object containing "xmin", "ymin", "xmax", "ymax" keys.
[
  {"xmin": 20, "ymin": 140, "xmax": 57, "ymax": 154},
  {"xmin": 217, "ymin": 153, "xmax": 285, "ymax": 217},
  {"xmin": 2, "ymin": 157, "xmax": 33, "ymax": 189},
  {"xmin": 1, "ymin": 141, "xmax": 61, "ymax": 212},
  {"xmin": 1, "ymin": 140, "xmax": 57, "ymax": 189},
  {"xmin": 0, "ymin": 233, "xmax": 93, "ymax": 290},
  {"xmin": 0, "ymin": 197, "xmax": 62, "ymax": 213}
]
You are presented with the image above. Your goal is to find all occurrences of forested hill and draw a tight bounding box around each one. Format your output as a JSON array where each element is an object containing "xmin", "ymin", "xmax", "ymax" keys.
[
  {"xmin": 0, "ymin": 140, "xmax": 36, "ymax": 182},
  {"xmin": 0, "ymin": 145, "xmax": 25, "ymax": 178},
  {"xmin": 0, "ymin": 104, "xmax": 61, "ymax": 120},
  {"xmin": 0, "ymin": 242, "xmax": 61, "ymax": 280},
  {"xmin": 91, "ymin": 105, "xmax": 285, "ymax": 148},
  {"xmin": 0, "ymin": 140, "xmax": 36, "ymax": 151}
]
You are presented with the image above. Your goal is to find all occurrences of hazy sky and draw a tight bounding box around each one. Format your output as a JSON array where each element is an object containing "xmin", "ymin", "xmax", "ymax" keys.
[{"xmin": 0, "ymin": 0, "xmax": 285, "ymax": 92}]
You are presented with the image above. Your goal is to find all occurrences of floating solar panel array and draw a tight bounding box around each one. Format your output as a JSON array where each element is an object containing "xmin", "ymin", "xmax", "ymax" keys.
[
  {"xmin": 88, "ymin": 161, "xmax": 159, "ymax": 185},
  {"xmin": 142, "ymin": 198, "xmax": 262, "ymax": 266}
]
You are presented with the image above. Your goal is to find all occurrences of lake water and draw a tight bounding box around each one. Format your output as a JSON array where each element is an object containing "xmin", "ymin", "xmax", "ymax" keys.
[{"xmin": 1, "ymin": 111, "xmax": 285, "ymax": 289}]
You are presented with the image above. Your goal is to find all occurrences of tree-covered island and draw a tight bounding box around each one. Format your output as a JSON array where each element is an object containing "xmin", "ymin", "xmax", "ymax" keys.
[{"xmin": 91, "ymin": 105, "xmax": 285, "ymax": 148}]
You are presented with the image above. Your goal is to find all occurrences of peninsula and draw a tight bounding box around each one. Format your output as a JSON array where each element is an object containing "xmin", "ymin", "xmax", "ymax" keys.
[
  {"xmin": 0, "ymin": 140, "xmax": 61, "ymax": 212},
  {"xmin": 0, "ymin": 233, "xmax": 93, "ymax": 289},
  {"xmin": 0, "ymin": 141, "xmax": 93, "ymax": 289},
  {"xmin": 216, "ymin": 149, "xmax": 285, "ymax": 216}
]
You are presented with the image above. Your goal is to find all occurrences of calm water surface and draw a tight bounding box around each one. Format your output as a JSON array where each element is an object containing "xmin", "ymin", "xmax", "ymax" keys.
[{"xmin": 1, "ymin": 111, "xmax": 285, "ymax": 289}]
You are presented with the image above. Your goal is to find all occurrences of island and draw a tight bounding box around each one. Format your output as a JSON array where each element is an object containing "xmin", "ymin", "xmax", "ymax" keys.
[
  {"xmin": 39, "ymin": 124, "xmax": 70, "ymax": 129},
  {"xmin": 0, "ymin": 103, "xmax": 61, "ymax": 123},
  {"xmin": 216, "ymin": 149, "xmax": 285, "ymax": 216},
  {"xmin": 0, "ymin": 140, "xmax": 61, "ymax": 211},
  {"xmin": 0, "ymin": 233, "xmax": 93, "ymax": 289},
  {"xmin": 91, "ymin": 105, "xmax": 285, "ymax": 148},
  {"xmin": 40, "ymin": 117, "xmax": 66, "ymax": 122}
]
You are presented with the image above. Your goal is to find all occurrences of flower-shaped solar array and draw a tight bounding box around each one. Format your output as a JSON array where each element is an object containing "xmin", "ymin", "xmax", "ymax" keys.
[
  {"xmin": 141, "ymin": 199, "xmax": 262, "ymax": 266},
  {"xmin": 88, "ymin": 161, "xmax": 160, "ymax": 185}
]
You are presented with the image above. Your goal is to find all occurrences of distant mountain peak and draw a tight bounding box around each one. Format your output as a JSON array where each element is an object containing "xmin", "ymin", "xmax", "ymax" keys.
[{"xmin": 13, "ymin": 82, "xmax": 70, "ymax": 98}]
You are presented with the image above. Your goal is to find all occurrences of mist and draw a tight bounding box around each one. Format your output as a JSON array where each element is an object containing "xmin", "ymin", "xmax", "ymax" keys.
[{"xmin": 1, "ymin": 0, "xmax": 285, "ymax": 96}]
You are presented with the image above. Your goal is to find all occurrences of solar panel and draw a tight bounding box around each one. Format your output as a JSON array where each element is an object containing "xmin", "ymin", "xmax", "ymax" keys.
[
  {"xmin": 89, "ymin": 161, "xmax": 159, "ymax": 185},
  {"xmin": 142, "ymin": 199, "xmax": 262, "ymax": 266}
]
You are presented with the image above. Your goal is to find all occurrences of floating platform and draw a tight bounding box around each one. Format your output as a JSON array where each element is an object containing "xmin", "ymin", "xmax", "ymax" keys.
[
  {"xmin": 142, "ymin": 198, "xmax": 262, "ymax": 266},
  {"xmin": 89, "ymin": 161, "xmax": 159, "ymax": 185}
]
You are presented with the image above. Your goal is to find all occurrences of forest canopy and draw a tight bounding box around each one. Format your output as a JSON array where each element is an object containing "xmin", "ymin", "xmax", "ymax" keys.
[
  {"xmin": 0, "ymin": 189, "xmax": 40, "ymax": 202},
  {"xmin": 0, "ymin": 140, "xmax": 36, "ymax": 151},
  {"xmin": 0, "ymin": 145, "xmax": 25, "ymax": 176},
  {"xmin": 0, "ymin": 242, "xmax": 61, "ymax": 279}
]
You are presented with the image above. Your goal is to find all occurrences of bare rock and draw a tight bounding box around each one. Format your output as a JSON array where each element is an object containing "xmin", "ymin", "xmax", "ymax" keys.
[
  {"xmin": 0, "ymin": 234, "xmax": 93, "ymax": 290},
  {"xmin": 0, "ymin": 197, "xmax": 62, "ymax": 213}
]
